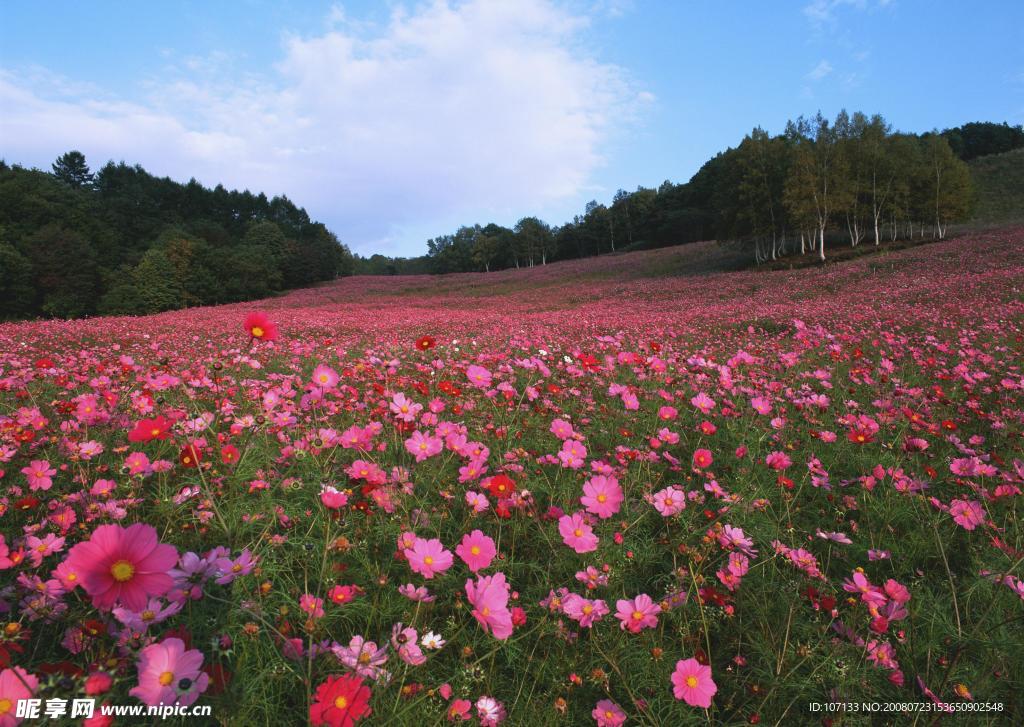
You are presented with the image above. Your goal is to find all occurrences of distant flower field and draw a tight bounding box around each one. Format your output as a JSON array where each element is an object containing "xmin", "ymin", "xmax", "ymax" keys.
[{"xmin": 0, "ymin": 228, "xmax": 1022, "ymax": 725}]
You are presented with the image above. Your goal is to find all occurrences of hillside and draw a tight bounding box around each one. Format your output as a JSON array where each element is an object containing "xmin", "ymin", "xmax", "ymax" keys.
[
  {"xmin": 969, "ymin": 147, "xmax": 1024, "ymax": 223},
  {"xmin": 1, "ymin": 225, "xmax": 1022, "ymax": 724}
]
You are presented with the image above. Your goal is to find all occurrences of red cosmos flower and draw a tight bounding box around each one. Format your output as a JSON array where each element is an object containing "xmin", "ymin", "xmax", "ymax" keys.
[
  {"xmin": 179, "ymin": 444, "xmax": 202, "ymax": 468},
  {"xmin": 310, "ymin": 673, "xmax": 372, "ymax": 726},
  {"xmin": 127, "ymin": 415, "xmax": 174, "ymax": 443},
  {"xmin": 415, "ymin": 335, "xmax": 436, "ymax": 351},
  {"xmin": 244, "ymin": 312, "xmax": 278, "ymax": 342},
  {"xmin": 34, "ymin": 358, "xmax": 54, "ymax": 369},
  {"xmin": 847, "ymin": 429, "xmax": 874, "ymax": 444},
  {"xmin": 220, "ymin": 445, "xmax": 240, "ymax": 465},
  {"xmin": 485, "ymin": 474, "xmax": 516, "ymax": 498}
]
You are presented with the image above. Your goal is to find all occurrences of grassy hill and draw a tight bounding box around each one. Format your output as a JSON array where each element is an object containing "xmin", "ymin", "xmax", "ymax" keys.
[{"xmin": 969, "ymin": 147, "xmax": 1024, "ymax": 222}]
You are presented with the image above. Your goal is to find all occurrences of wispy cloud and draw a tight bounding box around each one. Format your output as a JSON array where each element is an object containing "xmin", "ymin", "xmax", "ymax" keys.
[
  {"xmin": 0, "ymin": 0, "xmax": 644, "ymax": 255},
  {"xmin": 806, "ymin": 59, "xmax": 834, "ymax": 81}
]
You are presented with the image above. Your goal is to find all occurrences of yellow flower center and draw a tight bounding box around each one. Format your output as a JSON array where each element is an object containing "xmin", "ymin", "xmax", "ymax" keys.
[
  {"xmin": 573, "ymin": 528, "xmax": 583, "ymax": 537},
  {"xmin": 597, "ymin": 494, "xmax": 607, "ymax": 502},
  {"xmin": 251, "ymin": 326, "xmax": 264, "ymax": 338},
  {"xmin": 0, "ymin": 698, "xmax": 11, "ymax": 715},
  {"xmin": 232, "ymin": 563, "xmax": 243, "ymax": 572},
  {"xmin": 358, "ymin": 652, "xmax": 371, "ymax": 664},
  {"xmin": 470, "ymin": 546, "xmax": 480, "ymax": 555},
  {"xmin": 481, "ymin": 607, "xmax": 490, "ymax": 616},
  {"xmin": 141, "ymin": 610, "xmax": 155, "ymax": 621},
  {"xmin": 334, "ymin": 695, "xmax": 349, "ymax": 709},
  {"xmin": 685, "ymin": 675, "xmax": 698, "ymax": 688},
  {"xmin": 423, "ymin": 556, "xmax": 434, "ymax": 565},
  {"xmin": 632, "ymin": 610, "xmax": 643, "ymax": 620},
  {"xmin": 158, "ymin": 671, "xmax": 174, "ymax": 686},
  {"xmin": 582, "ymin": 605, "xmax": 593, "ymax": 615},
  {"xmin": 110, "ymin": 560, "xmax": 135, "ymax": 582}
]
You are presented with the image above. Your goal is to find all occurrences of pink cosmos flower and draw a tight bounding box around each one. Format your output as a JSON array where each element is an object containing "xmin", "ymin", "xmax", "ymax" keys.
[
  {"xmin": 691, "ymin": 392, "xmax": 716, "ymax": 413},
  {"xmin": 390, "ymin": 392, "xmax": 423, "ymax": 422},
  {"xmin": 652, "ymin": 486, "xmax": 686, "ymax": 516},
  {"xmin": 750, "ymin": 396, "xmax": 772, "ymax": 415},
  {"xmin": 25, "ymin": 533, "xmax": 65, "ymax": 567},
  {"xmin": 558, "ymin": 439, "xmax": 588, "ymax": 469},
  {"xmin": 398, "ymin": 584, "xmax": 436, "ymax": 602},
  {"xmin": 562, "ymin": 593, "xmax": 609, "ymax": 628},
  {"xmin": 64, "ymin": 523, "xmax": 178, "ymax": 611},
  {"xmin": 21, "ymin": 460, "xmax": 56, "ymax": 491},
  {"xmin": 466, "ymin": 490, "xmax": 490, "ymax": 513},
  {"xmin": 300, "ymin": 593, "xmax": 325, "ymax": 619},
  {"xmin": 580, "ymin": 475, "xmax": 623, "ymax": 519},
  {"xmin": 615, "ymin": 593, "xmax": 660, "ymax": 633},
  {"xmin": 405, "ymin": 431, "xmax": 443, "ymax": 462},
  {"xmin": 406, "ymin": 537, "xmax": 454, "ymax": 579},
  {"xmin": 592, "ymin": 699, "xmax": 626, "ymax": 726},
  {"xmin": 466, "ymin": 365, "xmax": 493, "ymax": 388},
  {"xmin": 319, "ymin": 485, "xmax": 349, "ymax": 510},
  {"xmin": 129, "ymin": 637, "xmax": 209, "ymax": 706},
  {"xmin": 558, "ymin": 512, "xmax": 599, "ymax": 553},
  {"xmin": 465, "ymin": 572, "xmax": 513, "ymax": 640},
  {"xmin": 311, "ymin": 364, "xmax": 339, "ymax": 389},
  {"xmin": 765, "ymin": 451, "xmax": 792, "ymax": 470},
  {"xmin": 0, "ymin": 667, "xmax": 39, "ymax": 725},
  {"xmin": 671, "ymin": 658, "xmax": 717, "ymax": 708},
  {"xmin": 692, "ymin": 448, "xmax": 713, "ymax": 469},
  {"xmin": 455, "ymin": 530, "xmax": 496, "ymax": 573},
  {"xmin": 334, "ymin": 636, "xmax": 389, "ymax": 680},
  {"xmin": 949, "ymin": 498, "xmax": 985, "ymax": 530},
  {"xmin": 475, "ymin": 696, "xmax": 506, "ymax": 726},
  {"xmin": 550, "ymin": 418, "xmax": 575, "ymax": 439}
]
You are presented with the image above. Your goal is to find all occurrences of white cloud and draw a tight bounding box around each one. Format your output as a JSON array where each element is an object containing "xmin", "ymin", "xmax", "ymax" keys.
[
  {"xmin": 0, "ymin": 0, "xmax": 642, "ymax": 255},
  {"xmin": 806, "ymin": 59, "xmax": 833, "ymax": 80}
]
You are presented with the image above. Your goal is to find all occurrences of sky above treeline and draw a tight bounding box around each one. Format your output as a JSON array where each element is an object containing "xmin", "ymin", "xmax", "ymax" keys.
[{"xmin": 2, "ymin": 0, "xmax": 1022, "ymax": 256}]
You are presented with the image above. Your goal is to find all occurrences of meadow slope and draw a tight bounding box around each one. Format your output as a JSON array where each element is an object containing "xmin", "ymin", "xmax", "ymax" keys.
[{"xmin": 0, "ymin": 227, "xmax": 1022, "ymax": 726}]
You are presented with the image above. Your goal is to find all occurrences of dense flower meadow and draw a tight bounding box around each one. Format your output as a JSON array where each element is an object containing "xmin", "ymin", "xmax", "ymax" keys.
[{"xmin": 0, "ymin": 229, "xmax": 1022, "ymax": 725}]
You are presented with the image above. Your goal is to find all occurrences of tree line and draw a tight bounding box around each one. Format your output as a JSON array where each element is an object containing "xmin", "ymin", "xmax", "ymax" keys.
[
  {"xmin": 355, "ymin": 118, "xmax": 1016, "ymax": 275},
  {"xmin": 0, "ymin": 152, "xmax": 354, "ymax": 320}
]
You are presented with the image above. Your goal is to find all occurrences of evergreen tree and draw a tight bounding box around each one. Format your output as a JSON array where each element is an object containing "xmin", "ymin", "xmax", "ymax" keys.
[{"xmin": 52, "ymin": 151, "xmax": 94, "ymax": 188}]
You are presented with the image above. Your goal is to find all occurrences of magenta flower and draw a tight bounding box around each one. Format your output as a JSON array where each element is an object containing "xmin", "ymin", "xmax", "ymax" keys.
[
  {"xmin": 949, "ymin": 498, "xmax": 985, "ymax": 530},
  {"xmin": 466, "ymin": 365, "xmax": 493, "ymax": 388},
  {"xmin": 407, "ymin": 537, "xmax": 454, "ymax": 579},
  {"xmin": 558, "ymin": 512, "xmax": 599, "ymax": 553},
  {"xmin": 581, "ymin": 475, "xmax": 623, "ymax": 519},
  {"xmin": 333, "ymin": 635, "xmax": 389, "ymax": 680},
  {"xmin": 405, "ymin": 431, "xmax": 443, "ymax": 462},
  {"xmin": 21, "ymin": 459, "xmax": 56, "ymax": 491},
  {"xmin": 615, "ymin": 593, "xmax": 660, "ymax": 633},
  {"xmin": 651, "ymin": 486, "xmax": 686, "ymax": 516},
  {"xmin": 671, "ymin": 658, "xmax": 717, "ymax": 708},
  {"xmin": 562, "ymin": 593, "xmax": 609, "ymax": 628},
  {"xmin": 129, "ymin": 637, "xmax": 209, "ymax": 707},
  {"xmin": 63, "ymin": 523, "xmax": 178, "ymax": 611},
  {"xmin": 0, "ymin": 666, "xmax": 39, "ymax": 723},
  {"xmin": 465, "ymin": 572, "xmax": 513, "ymax": 640},
  {"xmin": 765, "ymin": 451, "xmax": 792, "ymax": 470},
  {"xmin": 592, "ymin": 699, "xmax": 626, "ymax": 726},
  {"xmin": 455, "ymin": 530, "xmax": 496, "ymax": 573},
  {"xmin": 558, "ymin": 439, "xmax": 588, "ymax": 469}
]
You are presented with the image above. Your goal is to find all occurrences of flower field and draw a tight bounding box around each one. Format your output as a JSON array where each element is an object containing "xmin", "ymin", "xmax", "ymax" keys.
[{"xmin": 1, "ymin": 228, "xmax": 1023, "ymax": 726}]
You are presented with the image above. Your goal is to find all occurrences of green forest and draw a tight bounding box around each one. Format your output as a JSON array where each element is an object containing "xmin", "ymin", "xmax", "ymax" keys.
[
  {"xmin": 356, "ymin": 117, "xmax": 1022, "ymax": 274},
  {"xmin": 1, "ymin": 118, "xmax": 1020, "ymax": 319},
  {"xmin": 0, "ymin": 154, "xmax": 354, "ymax": 320}
]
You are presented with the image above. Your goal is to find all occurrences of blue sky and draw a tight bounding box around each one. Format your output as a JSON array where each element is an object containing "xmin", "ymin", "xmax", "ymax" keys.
[{"xmin": 2, "ymin": 0, "xmax": 1022, "ymax": 256}]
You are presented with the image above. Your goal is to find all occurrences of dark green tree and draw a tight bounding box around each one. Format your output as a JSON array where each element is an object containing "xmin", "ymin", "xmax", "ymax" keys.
[{"xmin": 52, "ymin": 151, "xmax": 94, "ymax": 188}]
